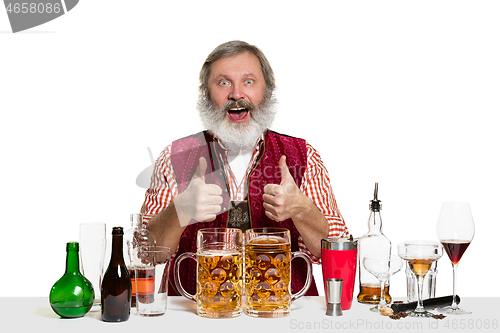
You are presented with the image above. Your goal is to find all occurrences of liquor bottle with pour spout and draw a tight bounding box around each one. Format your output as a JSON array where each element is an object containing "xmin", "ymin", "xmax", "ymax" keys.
[{"xmin": 357, "ymin": 183, "xmax": 392, "ymax": 304}]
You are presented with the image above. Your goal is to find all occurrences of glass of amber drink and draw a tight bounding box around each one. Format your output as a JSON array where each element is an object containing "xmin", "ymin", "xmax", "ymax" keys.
[
  {"xmin": 173, "ymin": 228, "xmax": 243, "ymax": 318},
  {"xmin": 245, "ymin": 228, "xmax": 312, "ymax": 318},
  {"xmin": 134, "ymin": 246, "xmax": 171, "ymax": 316},
  {"xmin": 398, "ymin": 241, "xmax": 443, "ymax": 317}
]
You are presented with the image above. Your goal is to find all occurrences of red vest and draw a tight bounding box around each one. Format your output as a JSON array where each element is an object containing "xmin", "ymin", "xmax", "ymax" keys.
[{"xmin": 168, "ymin": 130, "xmax": 318, "ymax": 296}]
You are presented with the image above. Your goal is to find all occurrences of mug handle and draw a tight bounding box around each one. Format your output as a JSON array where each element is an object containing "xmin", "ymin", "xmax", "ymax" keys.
[
  {"xmin": 173, "ymin": 251, "xmax": 196, "ymax": 302},
  {"xmin": 290, "ymin": 251, "xmax": 313, "ymax": 302}
]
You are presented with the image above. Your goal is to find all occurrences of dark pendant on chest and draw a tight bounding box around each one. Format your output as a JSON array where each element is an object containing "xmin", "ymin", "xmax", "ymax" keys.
[{"xmin": 227, "ymin": 200, "xmax": 250, "ymax": 232}]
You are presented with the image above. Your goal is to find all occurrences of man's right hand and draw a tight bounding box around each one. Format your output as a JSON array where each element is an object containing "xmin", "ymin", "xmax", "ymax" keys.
[{"xmin": 173, "ymin": 157, "xmax": 223, "ymax": 226}]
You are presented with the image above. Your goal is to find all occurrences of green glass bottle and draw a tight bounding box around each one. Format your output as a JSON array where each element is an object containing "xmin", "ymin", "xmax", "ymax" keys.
[{"xmin": 49, "ymin": 242, "xmax": 95, "ymax": 318}]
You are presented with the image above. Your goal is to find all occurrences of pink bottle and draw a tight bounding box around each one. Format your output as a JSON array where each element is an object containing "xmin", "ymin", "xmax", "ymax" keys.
[{"xmin": 321, "ymin": 236, "xmax": 358, "ymax": 310}]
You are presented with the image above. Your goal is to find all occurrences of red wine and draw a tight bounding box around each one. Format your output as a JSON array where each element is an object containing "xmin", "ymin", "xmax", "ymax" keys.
[{"xmin": 441, "ymin": 240, "xmax": 470, "ymax": 265}]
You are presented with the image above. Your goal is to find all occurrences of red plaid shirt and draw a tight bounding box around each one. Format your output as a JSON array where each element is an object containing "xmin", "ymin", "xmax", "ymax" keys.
[{"xmin": 141, "ymin": 134, "xmax": 349, "ymax": 263}]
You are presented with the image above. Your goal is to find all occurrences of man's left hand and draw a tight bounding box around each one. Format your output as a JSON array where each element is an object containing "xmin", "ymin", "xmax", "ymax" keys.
[{"xmin": 263, "ymin": 155, "xmax": 307, "ymax": 222}]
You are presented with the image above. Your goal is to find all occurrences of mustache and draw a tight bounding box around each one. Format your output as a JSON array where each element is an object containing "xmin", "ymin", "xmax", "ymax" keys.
[{"xmin": 221, "ymin": 100, "xmax": 255, "ymax": 112}]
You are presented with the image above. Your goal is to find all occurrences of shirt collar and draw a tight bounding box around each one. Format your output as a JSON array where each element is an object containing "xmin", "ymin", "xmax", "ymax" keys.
[{"xmin": 210, "ymin": 131, "xmax": 266, "ymax": 153}]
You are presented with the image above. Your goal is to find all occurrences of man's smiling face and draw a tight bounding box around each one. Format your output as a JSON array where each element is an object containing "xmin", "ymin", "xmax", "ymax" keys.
[{"xmin": 207, "ymin": 51, "xmax": 266, "ymax": 128}]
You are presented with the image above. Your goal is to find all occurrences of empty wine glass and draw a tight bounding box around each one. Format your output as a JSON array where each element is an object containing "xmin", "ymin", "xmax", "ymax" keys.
[
  {"xmin": 398, "ymin": 241, "xmax": 442, "ymax": 317},
  {"xmin": 437, "ymin": 202, "xmax": 475, "ymax": 315},
  {"xmin": 362, "ymin": 255, "xmax": 403, "ymax": 313}
]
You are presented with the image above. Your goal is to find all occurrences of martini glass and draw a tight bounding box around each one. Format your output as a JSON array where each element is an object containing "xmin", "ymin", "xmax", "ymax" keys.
[
  {"xmin": 398, "ymin": 241, "xmax": 442, "ymax": 317},
  {"xmin": 362, "ymin": 255, "xmax": 403, "ymax": 313},
  {"xmin": 437, "ymin": 202, "xmax": 475, "ymax": 315}
]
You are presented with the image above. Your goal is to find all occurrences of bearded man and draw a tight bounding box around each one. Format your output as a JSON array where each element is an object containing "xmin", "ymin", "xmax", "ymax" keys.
[{"xmin": 141, "ymin": 40, "xmax": 349, "ymax": 296}]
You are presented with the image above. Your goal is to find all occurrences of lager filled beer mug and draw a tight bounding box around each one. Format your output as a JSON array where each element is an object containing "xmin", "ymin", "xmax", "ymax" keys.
[
  {"xmin": 173, "ymin": 228, "xmax": 243, "ymax": 318},
  {"xmin": 245, "ymin": 227, "xmax": 312, "ymax": 318}
]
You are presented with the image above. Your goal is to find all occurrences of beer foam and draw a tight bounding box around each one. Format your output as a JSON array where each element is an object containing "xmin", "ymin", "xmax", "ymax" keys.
[
  {"xmin": 199, "ymin": 249, "xmax": 241, "ymax": 256},
  {"xmin": 248, "ymin": 235, "xmax": 288, "ymax": 245}
]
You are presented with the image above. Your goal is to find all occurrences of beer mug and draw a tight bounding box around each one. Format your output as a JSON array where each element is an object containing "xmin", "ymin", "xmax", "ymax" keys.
[
  {"xmin": 173, "ymin": 228, "xmax": 243, "ymax": 318},
  {"xmin": 245, "ymin": 227, "xmax": 312, "ymax": 318}
]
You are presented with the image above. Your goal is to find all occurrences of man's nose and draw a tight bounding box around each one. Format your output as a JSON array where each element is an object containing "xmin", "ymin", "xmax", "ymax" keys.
[{"xmin": 228, "ymin": 85, "xmax": 244, "ymax": 100}]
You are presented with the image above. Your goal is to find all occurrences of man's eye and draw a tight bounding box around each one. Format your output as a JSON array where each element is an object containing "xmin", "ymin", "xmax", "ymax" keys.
[
  {"xmin": 219, "ymin": 81, "xmax": 230, "ymax": 86},
  {"xmin": 245, "ymin": 79, "xmax": 254, "ymax": 85}
]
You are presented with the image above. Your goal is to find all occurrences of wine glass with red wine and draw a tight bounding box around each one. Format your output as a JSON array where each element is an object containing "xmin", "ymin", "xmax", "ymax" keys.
[{"xmin": 436, "ymin": 202, "xmax": 475, "ymax": 315}]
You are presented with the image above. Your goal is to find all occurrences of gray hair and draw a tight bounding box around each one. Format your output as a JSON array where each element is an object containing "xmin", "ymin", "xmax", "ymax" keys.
[{"xmin": 199, "ymin": 40, "xmax": 276, "ymax": 100}]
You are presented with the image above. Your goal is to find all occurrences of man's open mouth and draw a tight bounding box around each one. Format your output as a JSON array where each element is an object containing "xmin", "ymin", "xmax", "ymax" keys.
[{"xmin": 227, "ymin": 107, "xmax": 249, "ymax": 122}]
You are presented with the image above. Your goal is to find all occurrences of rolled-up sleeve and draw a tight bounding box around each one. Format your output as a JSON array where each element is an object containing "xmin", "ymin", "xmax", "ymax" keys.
[
  {"xmin": 298, "ymin": 142, "xmax": 349, "ymax": 263},
  {"xmin": 140, "ymin": 145, "xmax": 178, "ymax": 227}
]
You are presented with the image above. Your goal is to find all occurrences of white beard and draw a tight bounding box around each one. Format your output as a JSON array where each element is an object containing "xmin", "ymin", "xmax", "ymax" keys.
[{"xmin": 197, "ymin": 94, "xmax": 278, "ymax": 152}]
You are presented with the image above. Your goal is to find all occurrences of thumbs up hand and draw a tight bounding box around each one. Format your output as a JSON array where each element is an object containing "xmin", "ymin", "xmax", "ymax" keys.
[
  {"xmin": 173, "ymin": 157, "xmax": 223, "ymax": 226},
  {"xmin": 263, "ymin": 155, "xmax": 307, "ymax": 222}
]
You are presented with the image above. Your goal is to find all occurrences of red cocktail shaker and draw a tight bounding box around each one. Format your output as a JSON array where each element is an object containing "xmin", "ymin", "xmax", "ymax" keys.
[{"xmin": 321, "ymin": 236, "xmax": 358, "ymax": 310}]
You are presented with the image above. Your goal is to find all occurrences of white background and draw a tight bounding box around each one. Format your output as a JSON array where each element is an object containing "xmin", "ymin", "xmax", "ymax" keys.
[{"xmin": 1, "ymin": 0, "xmax": 499, "ymax": 298}]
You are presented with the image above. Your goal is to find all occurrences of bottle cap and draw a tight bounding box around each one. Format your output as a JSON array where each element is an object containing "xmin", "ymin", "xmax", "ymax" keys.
[{"xmin": 112, "ymin": 226, "xmax": 124, "ymax": 235}]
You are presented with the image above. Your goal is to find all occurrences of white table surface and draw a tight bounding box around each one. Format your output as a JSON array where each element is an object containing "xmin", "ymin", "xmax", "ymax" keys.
[{"xmin": 1, "ymin": 296, "xmax": 498, "ymax": 332}]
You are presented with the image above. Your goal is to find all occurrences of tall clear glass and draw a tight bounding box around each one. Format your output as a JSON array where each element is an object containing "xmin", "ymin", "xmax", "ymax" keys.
[
  {"xmin": 437, "ymin": 202, "xmax": 475, "ymax": 315},
  {"xmin": 135, "ymin": 245, "xmax": 171, "ymax": 316},
  {"xmin": 79, "ymin": 222, "xmax": 106, "ymax": 311},
  {"xmin": 405, "ymin": 260, "xmax": 437, "ymax": 302},
  {"xmin": 125, "ymin": 213, "xmax": 155, "ymax": 307}
]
